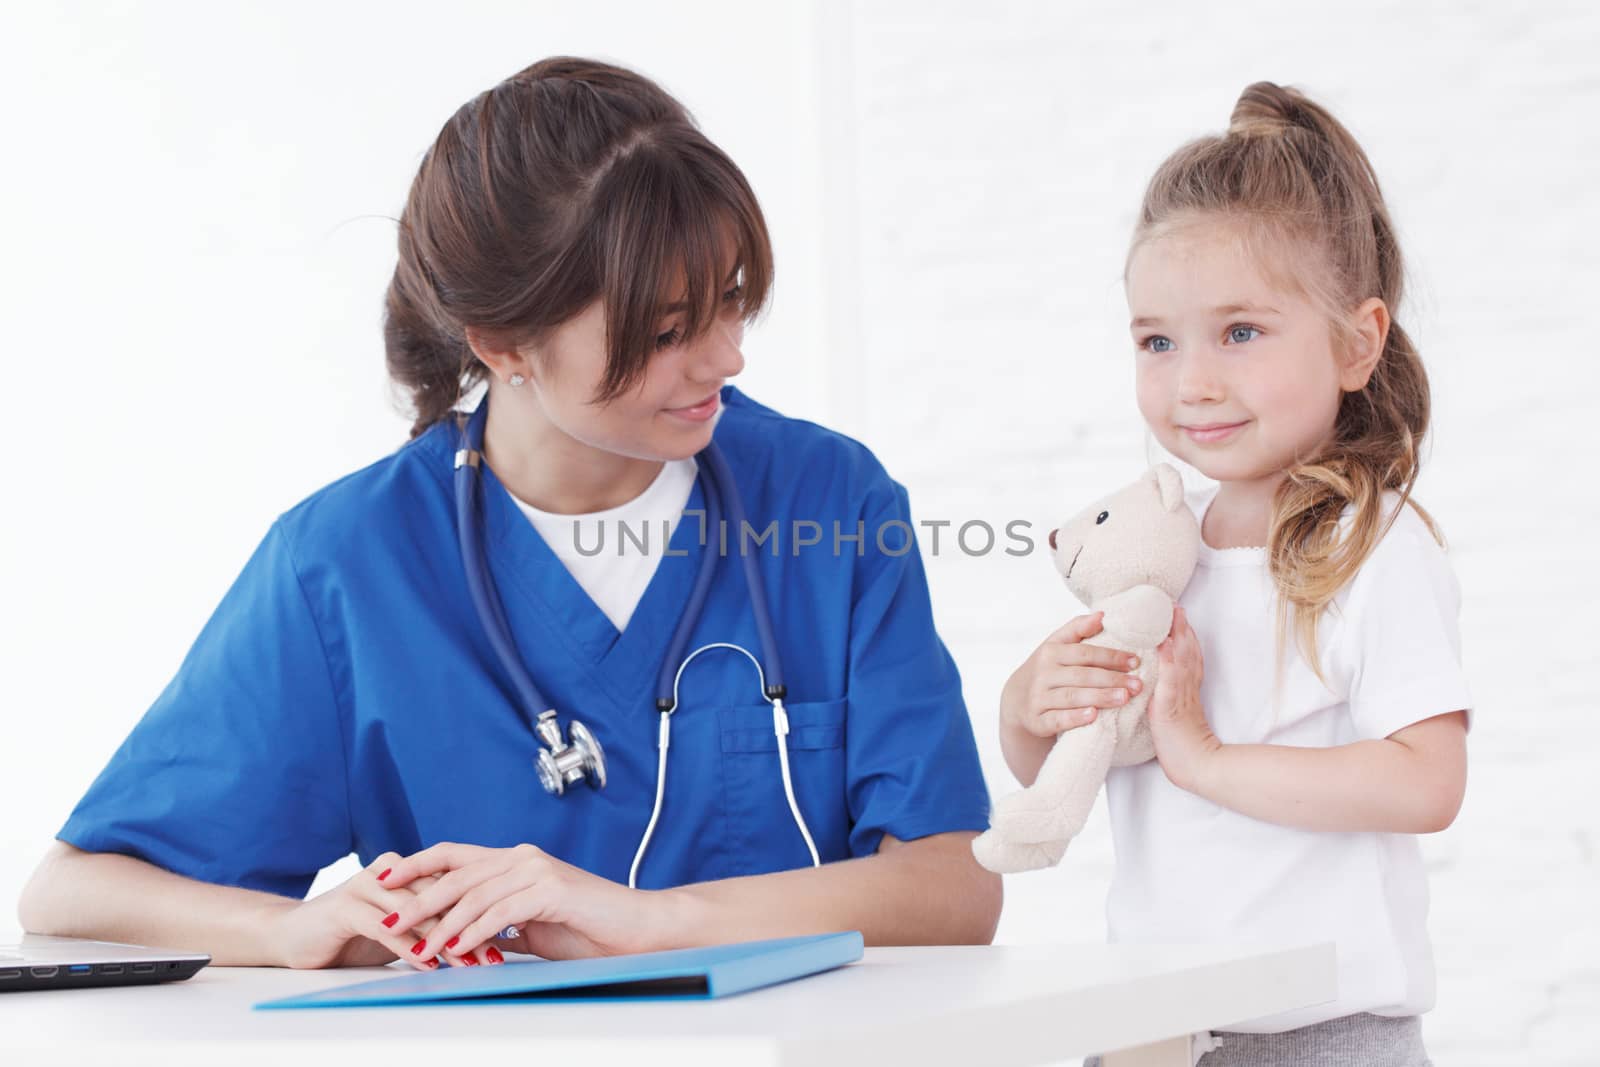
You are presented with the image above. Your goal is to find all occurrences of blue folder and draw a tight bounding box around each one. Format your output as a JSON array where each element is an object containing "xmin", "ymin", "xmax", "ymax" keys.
[{"xmin": 254, "ymin": 932, "xmax": 863, "ymax": 1009}]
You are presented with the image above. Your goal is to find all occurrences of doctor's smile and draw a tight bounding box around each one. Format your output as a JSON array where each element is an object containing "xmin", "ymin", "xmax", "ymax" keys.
[{"xmin": 664, "ymin": 390, "xmax": 722, "ymax": 422}]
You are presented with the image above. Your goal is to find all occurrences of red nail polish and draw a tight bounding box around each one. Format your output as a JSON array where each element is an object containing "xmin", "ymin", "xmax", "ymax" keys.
[
  {"xmin": 461, "ymin": 955, "xmax": 478, "ymax": 966},
  {"xmin": 444, "ymin": 936, "xmax": 459, "ymax": 950},
  {"xmin": 377, "ymin": 868, "xmax": 391, "ymax": 881},
  {"xmin": 410, "ymin": 940, "xmax": 426, "ymax": 956},
  {"xmin": 382, "ymin": 912, "xmax": 399, "ymax": 929},
  {"xmin": 424, "ymin": 959, "xmax": 438, "ymax": 969},
  {"xmin": 486, "ymin": 947, "xmax": 503, "ymax": 964}
]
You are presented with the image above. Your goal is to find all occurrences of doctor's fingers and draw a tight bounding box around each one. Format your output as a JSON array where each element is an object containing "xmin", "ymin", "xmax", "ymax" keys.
[
  {"xmin": 341, "ymin": 882, "xmax": 447, "ymax": 970},
  {"xmin": 397, "ymin": 913, "xmax": 498, "ymax": 969},
  {"xmin": 412, "ymin": 863, "xmax": 561, "ymax": 958},
  {"xmin": 351, "ymin": 869, "xmax": 465, "ymax": 965},
  {"xmin": 356, "ymin": 891, "xmax": 492, "ymax": 970},
  {"xmin": 377, "ymin": 876, "xmax": 508, "ymax": 966},
  {"xmin": 358, "ymin": 849, "xmax": 470, "ymax": 959},
  {"xmin": 445, "ymin": 885, "xmax": 564, "ymax": 961},
  {"xmin": 366, "ymin": 852, "xmax": 404, "ymax": 883},
  {"xmin": 378, "ymin": 841, "xmax": 496, "ymax": 889},
  {"xmin": 379, "ymin": 845, "xmax": 547, "ymax": 930}
]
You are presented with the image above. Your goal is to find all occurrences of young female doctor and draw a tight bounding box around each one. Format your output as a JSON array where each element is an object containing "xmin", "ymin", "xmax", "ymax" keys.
[{"xmin": 21, "ymin": 56, "xmax": 1139, "ymax": 972}]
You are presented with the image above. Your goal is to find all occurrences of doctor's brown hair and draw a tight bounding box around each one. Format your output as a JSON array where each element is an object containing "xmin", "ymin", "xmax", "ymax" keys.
[
  {"xmin": 1128, "ymin": 82, "xmax": 1440, "ymax": 681},
  {"xmin": 384, "ymin": 57, "xmax": 773, "ymax": 438}
]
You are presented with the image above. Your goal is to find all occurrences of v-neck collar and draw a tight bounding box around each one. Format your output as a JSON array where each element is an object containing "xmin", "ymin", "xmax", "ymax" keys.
[{"xmin": 474, "ymin": 454, "xmax": 709, "ymax": 713}]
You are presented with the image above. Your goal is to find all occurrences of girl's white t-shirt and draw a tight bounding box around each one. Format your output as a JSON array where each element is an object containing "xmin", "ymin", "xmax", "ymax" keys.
[
  {"xmin": 1103, "ymin": 483, "xmax": 1474, "ymax": 1032},
  {"xmin": 509, "ymin": 458, "xmax": 699, "ymax": 633}
]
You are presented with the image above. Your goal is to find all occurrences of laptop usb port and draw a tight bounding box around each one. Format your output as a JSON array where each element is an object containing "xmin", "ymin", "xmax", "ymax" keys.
[
  {"xmin": 100, "ymin": 964, "xmax": 124, "ymax": 976},
  {"xmin": 68, "ymin": 964, "xmax": 93, "ymax": 975},
  {"xmin": 131, "ymin": 963, "xmax": 156, "ymax": 974}
]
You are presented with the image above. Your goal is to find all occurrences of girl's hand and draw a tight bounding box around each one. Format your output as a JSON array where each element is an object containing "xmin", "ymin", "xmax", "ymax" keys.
[
  {"xmin": 1147, "ymin": 606, "xmax": 1222, "ymax": 792},
  {"xmin": 1001, "ymin": 611, "xmax": 1144, "ymax": 737},
  {"xmin": 375, "ymin": 842, "xmax": 667, "ymax": 963},
  {"xmin": 266, "ymin": 854, "xmax": 452, "ymax": 970}
]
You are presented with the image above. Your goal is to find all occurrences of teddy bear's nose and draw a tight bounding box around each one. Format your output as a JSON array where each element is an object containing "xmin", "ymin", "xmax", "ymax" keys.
[{"xmin": 1048, "ymin": 529, "xmax": 1058, "ymax": 551}]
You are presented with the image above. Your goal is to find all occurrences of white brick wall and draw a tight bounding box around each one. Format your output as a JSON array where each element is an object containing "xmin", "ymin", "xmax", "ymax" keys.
[{"xmin": 839, "ymin": 3, "xmax": 1600, "ymax": 1063}]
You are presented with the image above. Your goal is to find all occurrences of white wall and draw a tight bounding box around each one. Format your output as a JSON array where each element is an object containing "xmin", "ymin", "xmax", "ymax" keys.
[{"xmin": 2, "ymin": 4, "xmax": 1595, "ymax": 1064}]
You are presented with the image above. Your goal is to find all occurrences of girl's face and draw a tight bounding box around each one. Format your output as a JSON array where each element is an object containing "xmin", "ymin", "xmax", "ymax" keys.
[
  {"xmin": 1125, "ymin": 221, "xmax": 1348, "ymax": 486},
  {"xmin": 505, "ymin": 269, "xmax": 748, "ymax": 463}
]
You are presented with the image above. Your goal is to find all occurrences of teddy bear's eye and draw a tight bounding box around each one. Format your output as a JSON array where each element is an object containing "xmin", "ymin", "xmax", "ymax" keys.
[{"xmin": 1096, "ymin": 511, "xmax": 1109, "ymax": 524}]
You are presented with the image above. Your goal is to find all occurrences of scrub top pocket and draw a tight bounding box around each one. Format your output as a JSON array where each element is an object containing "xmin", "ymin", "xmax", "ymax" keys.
[{"xmin": 716, "ymin": 697, "xmax": 849, "ymax": 876}]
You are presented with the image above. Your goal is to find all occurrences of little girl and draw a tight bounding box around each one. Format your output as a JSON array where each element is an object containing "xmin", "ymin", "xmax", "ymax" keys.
[{"xmin": 999, "ymin": 83, "xmax": 1472, "ymax": 1067}]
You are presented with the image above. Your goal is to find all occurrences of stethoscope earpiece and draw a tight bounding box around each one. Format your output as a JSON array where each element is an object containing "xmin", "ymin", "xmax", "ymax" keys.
[{"xmin": 627, "ymin": 642, "xmax": 819, "ymax": 889}]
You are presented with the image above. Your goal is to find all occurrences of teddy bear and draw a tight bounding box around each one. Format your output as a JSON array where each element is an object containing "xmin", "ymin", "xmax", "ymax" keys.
[{"xmin": 971, "ymin": 463, "xmax": 1201, "ymax": 874}]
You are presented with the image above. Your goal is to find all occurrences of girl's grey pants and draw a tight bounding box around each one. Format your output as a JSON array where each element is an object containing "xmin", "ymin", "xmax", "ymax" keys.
[{"xmin": 1083, "ymin": 1012, "xmax": 1430, "ymax": 1067}]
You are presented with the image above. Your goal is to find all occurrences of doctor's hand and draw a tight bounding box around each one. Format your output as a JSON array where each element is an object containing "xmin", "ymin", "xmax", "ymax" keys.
[
  {"xmin": 1146, "ymin": 606, "xmax": 1221, "ymax": 793},
  {"xmin": 267, "ymin": 855, "xmax": 485, "ymax": 970},
  {"xmin": 376, "ymin": 842, "xmax": 665, "ymax": 963},
  {"xmin": 1001, "ymin": 611, "xmax": 1144, "ymax": 738}
]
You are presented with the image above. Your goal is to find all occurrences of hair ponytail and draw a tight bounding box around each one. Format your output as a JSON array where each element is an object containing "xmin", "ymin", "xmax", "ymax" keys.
[
  {"xmin": 383, "ymin": 218, "xmax": 478, "ymax": 439},
  {"xmin": 1131, "ymin": 81, "xmax": 1442, "ymax": 680}
]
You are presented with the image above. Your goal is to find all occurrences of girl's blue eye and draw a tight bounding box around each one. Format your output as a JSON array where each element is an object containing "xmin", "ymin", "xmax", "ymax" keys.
[
  {"xmin": 1227, "ymin": 325, "xmax": 1261, "ymax": 344},
  {"xmin": 1142, "ymin": 336, "xmax": 1174, "ymax": 354}
]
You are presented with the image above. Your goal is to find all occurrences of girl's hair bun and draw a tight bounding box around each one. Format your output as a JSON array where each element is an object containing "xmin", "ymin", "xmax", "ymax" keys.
[{"xmin": 1227, "ymin": 80, "xmax": 1315, "ymax": 138}]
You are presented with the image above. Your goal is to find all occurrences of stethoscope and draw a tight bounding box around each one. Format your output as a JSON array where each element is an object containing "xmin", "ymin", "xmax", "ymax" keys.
[{"xmin": 453, "ymin": 396, "xmax": 821, "ymax": 890}]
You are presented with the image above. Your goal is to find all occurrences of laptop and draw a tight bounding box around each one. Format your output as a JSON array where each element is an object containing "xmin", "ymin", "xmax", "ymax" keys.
[{"xmin": 0, "ymin": 935, "xmax": 210, "ymax": 991}]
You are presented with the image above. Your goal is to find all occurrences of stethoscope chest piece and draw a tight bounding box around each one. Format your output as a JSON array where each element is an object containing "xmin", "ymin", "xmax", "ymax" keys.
[{"xmin": 533, "ymin": 709, "xmax": 607, "ymax": 796}]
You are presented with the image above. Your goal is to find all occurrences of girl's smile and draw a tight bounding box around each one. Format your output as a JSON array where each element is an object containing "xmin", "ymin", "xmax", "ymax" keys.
[{"xmin": 1179, "ymin": 419, "xmax": 1251, "ymax": 445}]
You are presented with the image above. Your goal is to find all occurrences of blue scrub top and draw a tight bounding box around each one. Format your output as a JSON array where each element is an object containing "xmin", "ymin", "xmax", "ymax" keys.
[{"xmin": 59, "ymin": 386, "xmax": 991, "ymax": 898}]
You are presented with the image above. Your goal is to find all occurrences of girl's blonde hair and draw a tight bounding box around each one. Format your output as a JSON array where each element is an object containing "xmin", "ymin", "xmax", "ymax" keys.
[{"xmin": 1130, "ymin": 81, "xmax": 1441, "ymax": 682}]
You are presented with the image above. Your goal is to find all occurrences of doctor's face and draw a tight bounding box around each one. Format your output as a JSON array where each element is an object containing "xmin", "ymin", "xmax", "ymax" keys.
[{"xmin": 521, "ymin": 275, "xmax": 748, "ymax": 463}]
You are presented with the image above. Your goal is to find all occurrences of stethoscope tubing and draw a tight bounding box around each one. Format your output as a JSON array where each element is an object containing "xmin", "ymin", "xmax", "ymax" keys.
[{"xmin": 454, "ymin": 422, "xmax": 554, "ymax": 721}]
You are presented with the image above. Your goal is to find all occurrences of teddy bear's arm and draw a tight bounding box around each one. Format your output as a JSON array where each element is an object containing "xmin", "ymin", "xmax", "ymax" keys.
[{"xmin": 1098, "ymin": 584, "xmax": 1177, "ymax": 649}]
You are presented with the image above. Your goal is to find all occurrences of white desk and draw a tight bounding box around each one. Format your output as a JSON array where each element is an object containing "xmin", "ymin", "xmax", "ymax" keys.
[{"xmin": 3, "ymin": 941, "xmax": 1334, "ymax": 1066}]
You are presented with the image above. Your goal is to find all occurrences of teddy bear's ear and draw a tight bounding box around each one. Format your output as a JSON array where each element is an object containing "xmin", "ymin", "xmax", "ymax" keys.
[{"xmin": 1149, "ymin": 463, "xmax": 1186, "ymax": 513}]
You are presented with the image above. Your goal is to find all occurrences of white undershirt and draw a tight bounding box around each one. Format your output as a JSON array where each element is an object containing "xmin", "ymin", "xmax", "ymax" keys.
[
  {"xmin": 1104, "ymin": 483, "xmax": 1475, "ymax": 1032},
  {"xmin": 509, "ymin": 458, "xmax": 698, "ymax": 632}
]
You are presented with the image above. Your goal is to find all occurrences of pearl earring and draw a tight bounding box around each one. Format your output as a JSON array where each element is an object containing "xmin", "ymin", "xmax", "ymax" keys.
[{"xmin": 508, "ymin": 374, "xmax": 526, "ymax": 387}]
